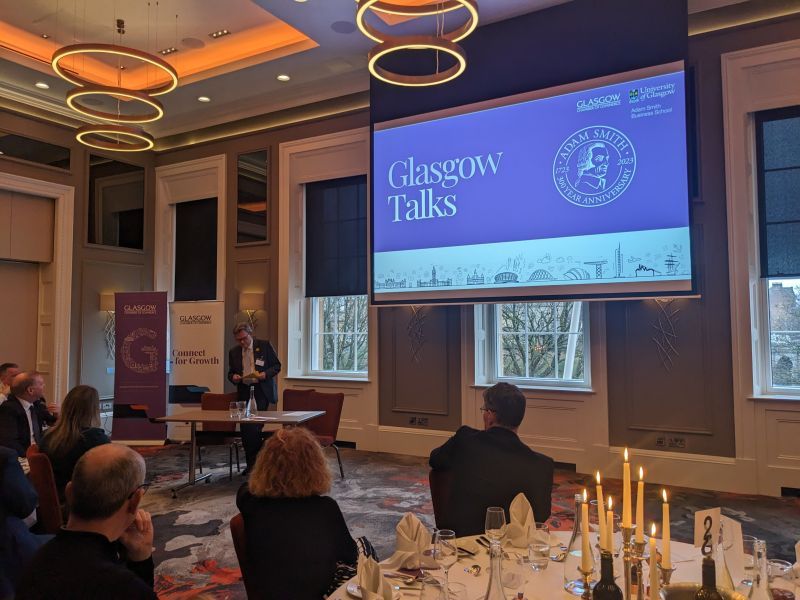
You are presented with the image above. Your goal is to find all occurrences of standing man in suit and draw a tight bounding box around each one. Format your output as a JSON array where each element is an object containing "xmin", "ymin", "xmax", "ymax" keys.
[
  {"xmin": 227, "ymin": 322, "xmax": 281, "ymax": 473},
  {"xmin": 0, "ymin": 372, "xmax": 55, "ymax": 457},
  {"xmin": 429, "ymin": 382, "xmax": 554, "ymax": 536}
]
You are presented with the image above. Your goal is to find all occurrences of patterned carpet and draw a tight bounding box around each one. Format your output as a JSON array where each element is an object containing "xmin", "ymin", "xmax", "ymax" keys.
[{"xmin": 137, "ymin": 444, "xmax": 800, "ymax": 599}]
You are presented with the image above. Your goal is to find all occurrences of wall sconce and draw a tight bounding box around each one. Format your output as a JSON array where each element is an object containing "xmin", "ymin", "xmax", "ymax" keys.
[
  {"xmin": 99, "ymin": 293, "xmax": 116, "ymax": 359},
  {"xmin": 238, "ymin": 292, "xmax": 264, "ymax": 330}
]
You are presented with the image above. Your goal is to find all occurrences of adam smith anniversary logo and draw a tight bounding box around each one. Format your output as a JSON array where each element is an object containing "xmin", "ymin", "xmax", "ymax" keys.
[{"xmin": 552, "ymin": 126, "xmax": 636, "ymax": 207}]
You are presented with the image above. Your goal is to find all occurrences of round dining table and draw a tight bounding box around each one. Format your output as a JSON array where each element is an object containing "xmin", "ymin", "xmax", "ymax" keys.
[{"xmin": 331, "ymin": 531, "xmax": 798, "ymax": 599}]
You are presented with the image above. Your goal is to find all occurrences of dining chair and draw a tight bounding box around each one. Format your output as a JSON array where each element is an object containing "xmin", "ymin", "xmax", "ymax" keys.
[
  {"xmin": 283, "ymin": 389, "xmax": 345, "ymax": 479},
  {"xmin": 428, "ymin": 468, "xmax": 454, "ymax": 531},
  {"xmin": 230, "ymin": 513, "xmax": 258, "ymax": 598},
  {"xmin": 196, "ymin": 392, "xmax": 242, "ymax": 480},
  {"xmin": 25, "ymin": 444, "xmax": 63, "ymax": 534}
]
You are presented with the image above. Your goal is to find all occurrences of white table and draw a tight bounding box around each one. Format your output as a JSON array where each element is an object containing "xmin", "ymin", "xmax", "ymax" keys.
[
  {"xmin": 332, "ymin": 532, "xmax": 798, "ymax": 599},
  {"xmin": 154, "ymin": 409, "xmax": 325, "ymax": 496}
]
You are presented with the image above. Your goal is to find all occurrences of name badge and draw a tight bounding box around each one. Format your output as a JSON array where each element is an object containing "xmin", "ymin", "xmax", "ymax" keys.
[{"xmin": 255, "ymin": 358, "xmax": 265, "ymax": 367}]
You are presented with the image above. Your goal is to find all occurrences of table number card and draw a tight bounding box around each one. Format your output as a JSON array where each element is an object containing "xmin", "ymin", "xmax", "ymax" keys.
[
  {"xmin": 720, "ymin": 515, "xmax": 744, "ymax": 583},
  {"xmin": 693, "ymin": 507, "xmax": 721, "ymax": 549}
]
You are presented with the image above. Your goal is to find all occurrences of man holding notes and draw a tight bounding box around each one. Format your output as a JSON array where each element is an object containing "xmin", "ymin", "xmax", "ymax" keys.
[{"xmin": 227, "ymin": 322, "xmax": 281, "ymax": 473}]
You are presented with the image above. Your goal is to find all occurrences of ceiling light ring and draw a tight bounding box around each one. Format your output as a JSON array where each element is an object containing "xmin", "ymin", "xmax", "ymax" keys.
[
  {"xmin": 368, "ymin": 36, "xmax": 466, "ymax": 87},
  {"xmin": 66, "ymin": 86, "xmax": 164, "ymax": 124},
  {"xmin": 75, "ymin": 124, "xmax": 154, "ymax": 152},
  {"xmin": 52, "ymin": 43, "xmax": 179, "ymax": 96},
  {"xmin": 356, "ymin": 0, "xmax": 478, "ymax": 44}
]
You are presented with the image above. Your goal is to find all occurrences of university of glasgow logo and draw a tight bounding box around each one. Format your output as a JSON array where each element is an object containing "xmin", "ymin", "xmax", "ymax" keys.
[
  {"xmin": 629, "ymin": 88, "xmax": 639, "ymax": 102},
  {"xmin": 552, "ymin": 126, "xmax": 637, "ymax": 208}
]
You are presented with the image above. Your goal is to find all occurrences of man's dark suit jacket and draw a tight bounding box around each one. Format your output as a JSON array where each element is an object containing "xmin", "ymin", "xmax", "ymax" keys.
[
  {"xmin": 227, "ymin": 339, "xmax": 281, "ymax": 408},
  {"xmin": 0, "ymin": 396, "xmax": 50, "ymax": 457},
  {"xmin": 429, "ymin": 425, "xmax": 554, "ymax": 536}
]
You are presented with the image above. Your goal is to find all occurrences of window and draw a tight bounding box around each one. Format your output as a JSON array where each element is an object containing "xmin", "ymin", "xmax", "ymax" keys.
[
  {"xmin": 310, "ymin": 295, "xmax": 368, "ymax": 374},
  {"xmin": 0, "ymin": 131, "xmax": 70, "ymax": 170},
  {"xmin": 304, "ymin": 176, "xmax": 369, "ymax": 377},
  {"xmin": 477, "ymin": 301, "xmax": 589, "ymax": 388},
  {"xmin": 755, "ymin": 107, "xmax": 800, "ymax": 394},
  {"xmin": 236, "ymin": 150, "xmax": 268, "ymax": 243},
  {"xmin": 87, "ymin": 155, "xmax": 144, "ymax": 249}
]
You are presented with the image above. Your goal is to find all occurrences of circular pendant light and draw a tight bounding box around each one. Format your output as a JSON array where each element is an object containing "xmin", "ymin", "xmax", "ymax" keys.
[
  {"xmin": 52, "ymin": 43, "xmax": 178, "ymax": 96},
  {"xmin": 75, "ymin": 124, "xmax": 154, "ymax": 152},
  {"xmin": 355, "ymin": 0, "xmax": 478, "ymax": 86},
  {"xmin": 66, "ymin": 86, "xmax": 164, "ymax": 123}
]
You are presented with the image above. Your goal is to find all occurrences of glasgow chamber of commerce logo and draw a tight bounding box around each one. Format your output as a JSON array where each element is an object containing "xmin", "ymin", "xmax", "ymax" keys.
[{"xmin": 552, "ymin": 125, "xmax": 637, "ymax": 208}]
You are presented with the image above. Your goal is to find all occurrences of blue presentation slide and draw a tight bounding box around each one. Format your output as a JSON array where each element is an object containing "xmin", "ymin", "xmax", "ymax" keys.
[{"xmin": 372, "ymin": 64, "xmax": 692, "ymax": 300}]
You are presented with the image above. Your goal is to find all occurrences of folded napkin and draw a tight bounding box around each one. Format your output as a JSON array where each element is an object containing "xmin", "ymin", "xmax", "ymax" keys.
[
  {"xmin": 506, "ymin": 492, "xmax": 534, "ymax": 548},
  {"xmin": 381, "ymin": 512, "xmax": 437, "ymax": 570},
  {"xmin": 358, "ymin": 555, "xmax": 393, "ymax": 600}
]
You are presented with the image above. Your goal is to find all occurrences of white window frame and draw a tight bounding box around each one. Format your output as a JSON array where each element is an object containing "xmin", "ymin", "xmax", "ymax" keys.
[
  {"xmin": 475, "ymin": 300, "xmax": 591, "ymax": 390},
  {"xmin": 307, "ymin": 294, "xmax": 369, "ymax": 377}
]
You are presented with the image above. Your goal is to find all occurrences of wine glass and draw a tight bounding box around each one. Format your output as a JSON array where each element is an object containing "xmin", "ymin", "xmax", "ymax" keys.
[
  {"xmin": 528, "ymin": 522, "xmax": 550, "ymax": 572},
  {"xmin": 433, "ymin": 529, "xmax": 457, "ymax": 597},
  {"xmin": 485, "ymin": 506, "xmax": 508, "ymax": 546}
]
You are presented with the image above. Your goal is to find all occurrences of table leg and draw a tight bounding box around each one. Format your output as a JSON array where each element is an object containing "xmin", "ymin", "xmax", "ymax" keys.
[{"xmin": 170, "ymin": 421, "xmax": 212, "ymax": 498}]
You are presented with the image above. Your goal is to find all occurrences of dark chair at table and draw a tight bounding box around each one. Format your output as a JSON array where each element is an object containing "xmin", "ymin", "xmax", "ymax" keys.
[
  {"xmin": 282, "ymin": 389, "xmax": 345, "ymax": 479},
  {"xmin": 196, "ymin": 392, "xmax": 242, "ymax": 480},
  {"xmin": 230, "ymin": 512, "xmax": 258, "ymax": 599},
  {"xmin": 25, "ymin": 444, "xmax": 63, "ymax": 534},
  {"xmin": 429, "ymin": 468, "xmax": 454, "ymax": 531}
]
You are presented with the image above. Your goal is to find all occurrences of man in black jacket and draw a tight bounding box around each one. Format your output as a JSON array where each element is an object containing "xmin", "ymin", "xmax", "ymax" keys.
[
  {"xmin": 429, "ymin": 382, "xmax": 554, "ymax": 536},
  {"xmin": 16, "ymin": 444, "xmax": 156, "ymax": 600},
  {"xmin": 227, "ymin": 322, "xmax": 282, "ymax": 470},
  {"xmin": 0, "ymin": 372, "xmax": 56, "ymax": 457}
]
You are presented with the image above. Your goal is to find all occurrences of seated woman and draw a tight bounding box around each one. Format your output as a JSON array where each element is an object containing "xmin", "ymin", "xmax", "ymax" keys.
[
  {"xmin": 236, "ymin": 427, "xmax": 358, "ymax": 600},
  {"xmin": 40, "ymin": 385, "xmax": 110, "ymax": 501}
]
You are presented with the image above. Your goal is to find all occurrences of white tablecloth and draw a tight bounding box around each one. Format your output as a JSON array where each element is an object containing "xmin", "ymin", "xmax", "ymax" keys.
[{"xmin": 331, "ymin": 532, "xmax": 797, "ymax": 599}]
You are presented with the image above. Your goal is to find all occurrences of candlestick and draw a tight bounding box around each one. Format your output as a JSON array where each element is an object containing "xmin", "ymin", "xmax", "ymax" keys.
[
  {"xmin": 622, "ymin": 448, "xmax": 632, "ymax": 529},
  {"xmin": 661, "ymin": 489, "xmax": 671, "ymax": 569},
  {"xmin": 579, "ymin": 566, "xmax": 595, "ymax": 600},
  {"xmin": 649, "ymin": 524, "xmax": 659, "ymax": 600},
  {"xmin": 596, "ymin": 470, "xmax": 607, "ymax": 552},
  {"xmin": 622, "ymin": 525, "xmax": 634, "ymax": 600},
  {"xmin": 606, "ymin": 496, "xmax": 614, "ymax": 554},
  {"xmin": 635, "ymin": 467, "xmax": 645, "ymax": 543},
  {"xmin": 581, "ymin": 489, "xmax": 591, "ymax": 573}
]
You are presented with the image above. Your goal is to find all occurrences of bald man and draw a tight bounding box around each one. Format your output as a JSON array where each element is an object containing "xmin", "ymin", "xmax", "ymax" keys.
[{"xmin": 16, "ymin": 444, "xmax": 157, "ymax": 600}]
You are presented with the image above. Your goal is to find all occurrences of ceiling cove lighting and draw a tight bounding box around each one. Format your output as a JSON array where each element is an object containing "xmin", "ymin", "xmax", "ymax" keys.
[
  {"xmin": 355, "ymin": 0, "xmax": 478, "ymax": 87},
  {"xmin": 75, "ymin": 124, "xmax": 155, "ymax": 152}
]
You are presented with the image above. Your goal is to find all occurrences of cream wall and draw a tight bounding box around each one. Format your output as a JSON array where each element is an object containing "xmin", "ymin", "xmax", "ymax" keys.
[{"xmin": 0, "ymin": 260, "xmax": 40, "ymax": 371}]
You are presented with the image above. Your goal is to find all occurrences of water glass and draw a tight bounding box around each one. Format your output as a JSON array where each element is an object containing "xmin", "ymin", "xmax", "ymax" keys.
[
  {"xmin": 528, "ymin": 522, "xmax": 551, "ymax": 571},
  {"xmin": 503, "ymin": 554, "xmax": 531, "ymax": 597},
  {"xmin": 229, "ymin": 402, "xmax": 239, "ymax": 419},
  {"xmin": 768, "ymin": 559, "xmax": 795, "ymax": 583},
  {"xmin": 485, "ymin": 506, "xmax": 508, "ymax": 544},
  {"xmin": 236, "ymin": 401, "xmax": 246, "ymax": 417},
  {"xmin": 741, "ymin": 535, "xmax": 758, "ymax": 587}
]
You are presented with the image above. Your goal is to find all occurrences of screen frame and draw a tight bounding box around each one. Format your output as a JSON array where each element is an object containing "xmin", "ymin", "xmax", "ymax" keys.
[{"xmin": 369, "ymin": 60, "xmax": 697, "ymax": 307}]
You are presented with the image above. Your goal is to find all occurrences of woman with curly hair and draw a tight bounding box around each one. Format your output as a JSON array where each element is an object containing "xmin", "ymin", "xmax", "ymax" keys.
[{"xmin": 236, "ymin": 427, "xmax": 365, "ymax": 599}]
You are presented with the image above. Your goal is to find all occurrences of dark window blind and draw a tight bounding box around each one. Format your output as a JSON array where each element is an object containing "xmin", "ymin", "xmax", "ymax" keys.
[
  {"xmin": 174, "ymin": 198, "xmax": 217, "ymax": 301},
  {"xmin": 305, "ymin": 175, "xmax": 367, "ymax": 297},
  {"xmin": 756, "ymin": 106, "xmax": 800, "ymax": 278}
]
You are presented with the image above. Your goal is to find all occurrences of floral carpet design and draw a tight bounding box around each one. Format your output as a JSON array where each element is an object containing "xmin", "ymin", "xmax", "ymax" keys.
[{"xmin": 137, "ymin": 445, "xmax": 799, "ymax": 599}]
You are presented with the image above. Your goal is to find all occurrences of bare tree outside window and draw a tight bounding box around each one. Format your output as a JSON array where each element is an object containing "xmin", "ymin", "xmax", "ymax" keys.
[
  {"xmin": 496, "ymin": 301, "xmax": 586, "ymax": 382},
  {"xmin": 311, "ymin": 295, "xmax": 368, "ymax": 373},
  {"xmin": 767, "ymin": 279, "xmax": 800, "ymax": 388}
]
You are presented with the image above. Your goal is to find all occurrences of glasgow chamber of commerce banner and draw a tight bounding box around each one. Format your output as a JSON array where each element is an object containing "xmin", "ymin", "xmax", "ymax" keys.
[
  {"xmin": 113, "ymin": 291, "xmax": 168, "ymax": 441},
  {"xmin": 169, "ymin": 301, "xmax": 225, "ymax": 395}
]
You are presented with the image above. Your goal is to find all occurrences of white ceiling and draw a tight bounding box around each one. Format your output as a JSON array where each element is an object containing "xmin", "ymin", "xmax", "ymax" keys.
[{"xmin": 0, "ymin": 0, "xmax": 775, "ymax": 142}]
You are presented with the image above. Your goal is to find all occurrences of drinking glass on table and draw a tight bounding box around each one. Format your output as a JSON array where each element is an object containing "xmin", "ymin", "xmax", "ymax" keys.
[
  {"xmin": 528, "ymin": 522, "xmax": 551, "ymax": 572},
  {"xmin": 236, "ymin": 401, "xmax": 246, "ymax": 418},
  {"xmin": 229, "ymin": 402, "xmax": 239, "ymax": 419},
  {"xmin": 740, "ymin": 535, "xmax": 759, "ymax": 588},
  {"xmin": 503, "ymin": 553, "xmax": 531, "ymax": 599},
  {"xmin": 485, "ymin": 506, "xmax": 508, "ymax": 546},
  {"xmin": 433, "ymin": 529, "xmax": 458, "ymax": 597}
]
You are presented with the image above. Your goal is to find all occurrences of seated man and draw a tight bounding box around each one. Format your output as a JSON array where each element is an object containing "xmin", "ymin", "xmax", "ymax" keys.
[
  {"xmin": 429, "ymin": 382, "xmax": 554, "ymax": 536},
  {"xmin": 0, "ymin": 362, "xmax": 20, "ymax": 405},
  {"xmin": 0, "ymin": 372, "xmax": 55, "ymax": 457},
  {"xmin": 0, "ymin": 446, "xmax": 46, "ymax": 598},
  {"xmin": 16, "ymin": 444, "xmax": 156, "ymax": 600}
]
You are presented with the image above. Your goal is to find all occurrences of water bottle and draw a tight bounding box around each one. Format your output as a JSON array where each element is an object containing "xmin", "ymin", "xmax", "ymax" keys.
[{"xmin": 246, "ymin": 385, "xmax": 257, "ymax": 417}]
